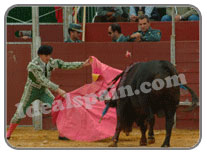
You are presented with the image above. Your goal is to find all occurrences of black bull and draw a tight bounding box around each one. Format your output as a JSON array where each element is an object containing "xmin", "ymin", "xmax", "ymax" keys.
[{"xmin": 104, "ymin": 60, "xmax": 198, "ymax": 147}]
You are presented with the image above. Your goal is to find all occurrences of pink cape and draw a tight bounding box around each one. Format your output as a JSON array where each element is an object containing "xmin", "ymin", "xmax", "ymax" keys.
[{"xmin": 52, "ymin": 56, "xmax": 122, "ymax": 141}]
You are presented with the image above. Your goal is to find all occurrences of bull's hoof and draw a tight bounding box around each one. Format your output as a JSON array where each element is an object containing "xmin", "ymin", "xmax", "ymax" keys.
[
  {"xmin": 140, "ymin": 138, "xmax": 147, "ymax": 146},
  {"xmin": 148, "ymin": 137, "xmax": 155, "ymax": 144},
  {"xmin": 140, "ymin": 142, "xmax": 147, "ymax": 146},
  {"xmin": 161, "ymin": 144, "xmax": 170, "ymax": 147},
  {"xmin": 125, "ymin": 132, "xmax": 129, "ymax": 136},
  {"xmin": 108, "ymin": 143, "xmax": 118, "ymax": 147}
]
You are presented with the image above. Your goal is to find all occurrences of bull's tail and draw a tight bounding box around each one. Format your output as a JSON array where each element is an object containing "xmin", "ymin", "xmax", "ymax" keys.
[{"xmin": 180, "ymin": 84, "xmax": 199, "ymax": 111}]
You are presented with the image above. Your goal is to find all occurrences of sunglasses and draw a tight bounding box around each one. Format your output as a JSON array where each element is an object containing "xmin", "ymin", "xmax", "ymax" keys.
[{"xmin": 108, "ymin": 32, "xmax": 112, "ymax": 35}]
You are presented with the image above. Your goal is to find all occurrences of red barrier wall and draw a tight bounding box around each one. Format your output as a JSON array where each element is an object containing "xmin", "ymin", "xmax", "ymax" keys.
[
  {"xmin": 7, "ymin": 44, "xmax": 32, "ymax": 125},
  {"xmin": 6, "ymin": 41, "xmax": 200, "ymax": 129},
  {"xmin": 7, "ymin": 21, "xmax": 199, "ymax": 42}
]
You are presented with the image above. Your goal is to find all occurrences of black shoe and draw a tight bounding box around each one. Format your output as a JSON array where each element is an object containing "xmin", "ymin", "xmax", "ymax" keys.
[
  {"xmin": 58, "ymin": 136, "xmax": 70, "ymax": 140},
  {"xmin": 7, "ymin": 136, "xmax": 10, "ymax": 140}
]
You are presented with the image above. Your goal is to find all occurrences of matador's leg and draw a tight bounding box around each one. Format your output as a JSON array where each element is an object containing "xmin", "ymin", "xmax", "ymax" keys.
[{"xmin": 7, "ymin": 84, "xmax": 40, "ymax": 139}]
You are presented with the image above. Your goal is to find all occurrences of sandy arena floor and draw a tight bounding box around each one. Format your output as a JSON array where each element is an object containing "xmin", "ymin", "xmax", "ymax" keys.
[{"xmin": 6, "ymin": 127, "xmax": 200, "ymax": 149}]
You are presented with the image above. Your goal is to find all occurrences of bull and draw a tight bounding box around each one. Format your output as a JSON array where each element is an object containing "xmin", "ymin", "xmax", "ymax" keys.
[{"xmin": 104, "ymin": 60, "xmax": 198, "ymax": 147}]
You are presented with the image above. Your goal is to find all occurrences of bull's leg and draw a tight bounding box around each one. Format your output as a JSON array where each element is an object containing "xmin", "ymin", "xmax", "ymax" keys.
[
  {"xmin": 148, "ymin": 115, "xmax": 155, "ymax": 144},
  {"xmin": 139, "ymin": 120, "xmax": 148, "ymax": 146},
  {"xmin": 109, "ymin": 117, "xmax": 121, "ymax": 147},
  {"xmin": 161, "ymin": 109, "xmax": 176, "ymax": 147}
]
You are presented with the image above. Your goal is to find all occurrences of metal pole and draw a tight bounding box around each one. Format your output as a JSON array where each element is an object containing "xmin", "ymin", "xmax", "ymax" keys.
[
  {"xmin": 63, "ymin": 7, "xmax": 73, "ymax": 41},
  {"xmin": 171, "ymin": 7, "xmax": 176, "ymax": 66},
  {"xmin": 31, "ymin": 6, "xmax": 42, "ymax": 130},
  {"xmin": 82, "ymin": 6, "xmax": 86, "ymax": 42},
  {"xmin": 68, "ymin": 7, "xmax": 73, "ymax": 24},
  {"xmin": 74, "ymin": 7, "xmax": 78, "ymax": 23},
  {"xmin": 32, "ymin": 6, "xmax": 41, "ymax": 59},
  {"xmin": 170, "ymin": 7, "xmax": 176, "ymax": 128},
  {"xmin": 63, "ymin": 7, "xmax": 68, "ymax": 42}
]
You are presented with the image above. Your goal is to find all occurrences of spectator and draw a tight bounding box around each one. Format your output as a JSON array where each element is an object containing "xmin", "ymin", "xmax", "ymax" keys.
[
  {"xmin": 157, "ymin": 7, "xmax": 167, "ymax": 20},
  {"xmin": 132, "ymin": 14, "xmax": 161, "ymax": 41},
  {"xmin": 108, "ymin": 23, "xmax": 129, "ymax": 42},
  {"xmin": 65, "ymin": 23, "xmax": 82, "ymax": 43},
  {"xmin": 15, "ymin": 30, "xmax": 32, "ymax": 40},
  {"xmin": 94, "ymin": 7, "xmax": 129, "ymax": 22},
  {"xmin": 122, "ymin": 7, "xmax": 130, "ymax": 20},
  {"xmin": 129, "ymin": 6, "xmax": 160, "ymax": 22},
  {"xmin": 161, "ymin": 7, "xmax": 199, "ymax": 21}
]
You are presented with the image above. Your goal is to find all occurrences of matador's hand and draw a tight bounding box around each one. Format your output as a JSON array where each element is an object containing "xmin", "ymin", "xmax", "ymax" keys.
[
  {"xmin": 83, "ymin": 57, "xmax": 92, "ymax": 67},
  {"xmin": 56, "ymin": 88, "xmax": 66, "ymax": 98}
]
